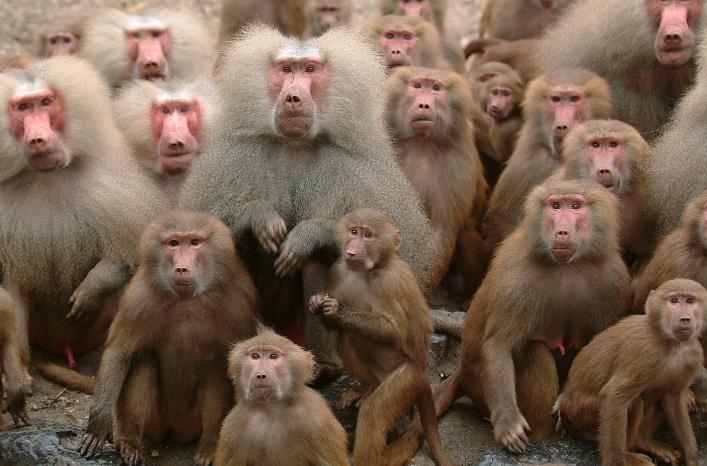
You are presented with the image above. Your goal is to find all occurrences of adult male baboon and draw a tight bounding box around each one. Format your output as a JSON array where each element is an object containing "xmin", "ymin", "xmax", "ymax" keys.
[
  {"xmin": 180, "ymin": 26, "xmax": 439, "ymax": 371},
  {"xmin": 541, "ymin": 0, "xmax": 704, "ymax": 137},
  {"xmin": 0, "ymin": 56, "xmax": 165, "ymax": 368}
]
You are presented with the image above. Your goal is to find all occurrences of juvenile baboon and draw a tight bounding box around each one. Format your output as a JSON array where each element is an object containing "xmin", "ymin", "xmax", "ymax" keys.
[
  {"xmin": 308, "ymin": 0, "xmax": 352, "ymax": 36},
  {"xmin": 79, "ymin": 211, "xmax": 258, "ymax": 466},
  {"xmin": 81, "ymin": 8, "xmax": 215, "ymax": 87},
  {"xmin": 479, "ymin": 0, "xmax": 574, "ymax": 40},
  {"xmin": 215, "ymin": 329, "xmax": 350, "ymax": 466},
  {"xmin": 380, "ymin": 0, "xmax": 466, "ymax": 72},
  {"xmin": 365, "ymin": 15, "xmax": 450, "ymax": 71},
  {"xmin": 483, "ymin": 68, "xmax": 612, "ymax": 249},
  {"xmin": 634, "ymin": 190, "xmax": 707, "ymax": 313},
  {"xmin": 0, "ymin": 288, "xmax": 29, "ymax": 428},
  {"xmin": 541, "ymin": 0, "xmax": 704, "ymax": 137},
  {"xmin": 309, "ymin": 209, "xmax": 456, "ymax": 466},
  {"xmin": 386, "ymin": 66, "xmax": 487, "ymax": 304},
  {"xmin": 180, "ymin": 26, "xmax": 439, "ymax": 373},
  {"xmin": 113, "ymin": 79, "xmax": 219, "ymax": 202},
  {"xmin": 401, "ymin": 180, "xmax": 630, "ymax": 455},
  {"xmin": 35, "ymin": 14, "xmax": 86, "ymax": 57},
  {"xmin": 219, "ymin": 0, "xmax": 309, "ymax": 42},
  {"xmin": 644, "ymin": 23, "xmax": 707, "ymax": 242},
  {"xmin": 0, "ymin": 56, "xmax": 165, "ymax": 369},
  {"xmin": 556, "ymin": 279, "xmax": 705, "ymax": 466},
  {"xmin": 555, "ymin": 120, "xmax": 650, "ymax": 261}
]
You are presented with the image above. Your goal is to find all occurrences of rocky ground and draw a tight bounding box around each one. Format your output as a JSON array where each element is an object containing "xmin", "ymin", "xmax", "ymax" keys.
[{"xmin": 1, "ymin": 1, "xmax": 707, "ymax": 465}]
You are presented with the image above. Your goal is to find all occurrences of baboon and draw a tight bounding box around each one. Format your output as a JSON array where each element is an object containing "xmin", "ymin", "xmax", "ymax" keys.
[
  {"xmin": 308, "ymin": 0, "xmax": 352, "ymax": 36},
  {"xmin": 179, "ymin": 26, "xmax": 439, "ymax": 373},
  {"xmin": 380, "ymin": 0, "xmax": 466, "ymax": 72},
  {"xmin": 555, "ymin": 120, "xmax": 650, "ymax": 261},
  {"xmin": 465, "ymin": 38, "xmax": 539, "ymax": 87},
  {"xmin": 541, "ymin": 0, "xmax": 704, "ymax": 137},
  {"xmin": 309, "ymin": 209, "xmax": 456, "ymax": 466},
  {"xmin": 79, "ymin": 211, "xmax": 258, "ymax": 466},
  {"xmin": 219, "ymin": 0, "xmax": 309, "ymax": 42},
  {"xmin": 0, "ymin": 288, "xmax": 29, "ymax": 428},
  {"xmin": 35, "ymin": 14, "xmax": 86, "ymax": 57},
  {"xmin": 401, "ymin": 180, "xmax": 630, "ymax": 455},
  {"xmin": 215, "ymin": 329, "xmax": 350, "ymax": 466},
  {"xmin": 0, "ymin": 56, "xmax": 165, "ymax": 369},
  {"xmin": 365, "ymin": 15, "xmax": 450, "ymax": 71},
  {"xmin": 483, "ymin": 69, "xmax": 612, "ymax": 249},
  {"xmin": 556, "ymin": 278, "xmax": 705, "ymax": 466},
  {"xmin": 476, "ymin": 65, "xmax": 524, "ymax": 178},
  {"xmin": 479, "ymin": 0, "xmax": 574, "ymax": 40},
  {"xmin": 113, "ymin": 79, "xmax": 219, "ymax": 202},
  {"xmin": 386, "ymin": 66, "xmax": 487, "ymax": 304},
  {"xmin": 644, "ymin": 24, "xmax": 707, "ymax": 242},
  {"xmin": 81, "ymin": 8, "xmax": 215, "ymax": 87},
  {"xmin": 634, "ymin": 190, "xmax": 707, "ymax": 313}
]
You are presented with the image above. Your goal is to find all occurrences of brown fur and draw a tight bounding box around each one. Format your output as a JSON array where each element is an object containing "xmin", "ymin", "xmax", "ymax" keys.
[
  {"xmin": 483, "ymin": 69, "xmax": 613, "ymax": 250},
  {"xmin": 307, "ymin": 0, "xmax": 352, "ymax": 36},
  {"xmin": 214, "ymin": 329, "xmax": 350, "ymax": 466},
  {"xmin": 364, "ymin": 15, "xmax": 450, "ymax": 71},
  {"xmin": 386, "ymin": 66, "xmax": 488, "ymax": 306},
  {"xmin": 464, "ymin": 38, "xmax": 540, "ymax": 83},
  {"xmin": 634, "ymin": 190, "xmax": 707, "ymax": 313},
  {"xmin": 399, "ymin": 180, "xmax": 630, "ymax": 457},
  {"xmin": 113, "ymin": 79, "xmax": 220, "ymax": 202},
  {"xmin": 556, "ymin": 279, "xmax": 705, "ymax": 466},
  {"xmin": 0, "ymin": 56, "xmax": 165, "ymax": 367},
  {"xmin": 180, "ymin": 26, "xmax": 439, "ymax": 369},
  {"xmin": 0, "ymin": 288, "xmax": 29, "ymax": 428},
  {"xmin": 79, "ymin": 211, "xmax": 258, "ymax": 466},
  {"xmin": 81, "ymin": 8, "xmax": 215, "ymax": 87},
  {"xmin": 479, "ymin": 0, "xmax": 574, "ymax": 40},
  {"xmin": 309, "ymin": 209, "xmax": 456, "ymax": 466},
  {"xmin": 540, "ymin": 0, "xmax": 703, "ymax": 138},
  {"xmin": 0, "ymin": 54, "xmax": 32, "ymax": 72},
  {"xmin": 219, "ymin": 0, "xmax": 309, "ymax": 42},
  {"xmin": 555, "ymin": 120, "xmax": 650, "ymax": 260}
]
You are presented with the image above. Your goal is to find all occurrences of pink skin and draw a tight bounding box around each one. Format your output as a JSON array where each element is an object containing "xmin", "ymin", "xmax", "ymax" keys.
[
  {"xmin": 152, "ymin": 98, "xmax": 201, "ymax": 175},
  {"xmin": 267, "ymin": 57, "xmax": 330, "ymax": 139},
  {"xmin": 487, "ymin": 85, "xmax": 514, "ymax": 121},
  {"xmin": 244, "ymin": 348, "xmax": 286, "ymax": 403},
  {"xmin": 125, "ymin": 27, "xmax": 171, "ymax": 80},
  {"xmin": 397, "ymin": 0, "xmax": 430, "ymax": 18},
  {"xmin": 163, "ymin": 234, "xmax": 205, "ymax": 299},
  {"xmin": 343, "ymin": 226, "xmax": 377, "ymax": 271},
  {"xmin": 646, "ymin": 0, "xmax": 701, "ymax": 67},
  {"xmin": 546, "ymin": 88, "xmax": 585, "ymax": 153},
  {"xmin": 584, "ymin": 137, "xmax": 625, "ymax": 193},
  {"xmin": 662, "ymin": 292, "xmax": 702, "ymax": 341},
  {"xmin": 9, "ymin": 90, "xmax": 68, "ymax": 171},
  {"xmin": 402, "ymin": 76, "xmax": 447, "ymax": 138},
  {"xmin": 543, "ymin": 194, "xmax": 589, "ymax": 263},
  {"xmin": 46, "ymin": 32, "xmax": 78, "ymax": 56},
  {"xmin": 379, "ymin": 29, "xmax": 419, "ymax": 68}
]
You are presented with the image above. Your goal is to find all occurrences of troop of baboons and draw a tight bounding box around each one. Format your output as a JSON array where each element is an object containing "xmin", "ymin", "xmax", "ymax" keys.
[{"xmin": 1, "ymin": 0, "xmax": 707, "ymax": 465}]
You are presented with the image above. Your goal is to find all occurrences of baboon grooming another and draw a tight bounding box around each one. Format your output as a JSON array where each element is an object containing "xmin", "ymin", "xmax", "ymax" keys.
[
  {"xmin": 309, "ymin": 209, "xmax": 456, "ymax": 466},
  {"xmin": 215, "ymin": 329, "xmax": 350, "ymax": 466},
  {"xmin": 556, "ymin": 278, "xmax": 706, "ymax": 466},
  {"xmin": 79, "ymin": 211, "xmax": 258, "ymax": 466},
  {"xmin": 0, "ymin": 56, "xmax": 164, "ymax": 369},
  {"xmin": 180, "ymin": 26, "xmax": 438, "ymax": 373}
]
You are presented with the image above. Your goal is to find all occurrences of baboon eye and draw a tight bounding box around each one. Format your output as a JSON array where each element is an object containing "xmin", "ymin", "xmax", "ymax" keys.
[
  {"xmin": 190, "ymin": 238, "xmax": 201, "ymax": 246},
  {"xmin": 351, "ymin": 229, "xmax": 358, "ymax": 235},
  {"xmin": 687, "ymin": 298, "xmax": 695, "ymax": 304},
  {"xmin": 432, "ymin": 84, "xmax": 441, "ymax": 91},
  {"xmin": 413, "ymin": 82, "xmax": 422, "ymax": 88},
  {"xmin": 168, "ymin": 239, "xmax": 179, "ymax": 247},
  {"xmin": 305, "ymin": 65, "xmax": 315, "ymax": 73},
  {"xmin": 251, "ymin": 352, "xmax": 260, "ymax": 359},
  {"xmin": 570, "ymin": 95, "xmax": 581, "ymax": 103},
  {"xmin": 386, "ymin": 32, "xmax": 395, "ymax": 39},
  {"xmin": 609, "ymin": 141, "xmax": 618, "ymax": 148},
  {"xmin": 49, "ymin": 37, "xmax": 58, "ymax": 44},
  {"xmin": 671, "ymin": 297, "xmax": 679, "ymax": 304},
  {"xmin": 282, "ymin": 65, "xmax": 292, "ymax": 73},
  {"xmin": 40, "ymin": 98, "xmax": 52, "ymax": 107},
  {"xmin": 364, "ymin": 232, "xmax": 373, "ymax": 239},
  {"xmin": 551, "ymin": 95, "xmax": 561, "ymax": 103},
  {"xmin": 551, "ymin": 202, "xmax": 561, "ymax": 210},
  {"xmin": 151, "ymin": 31, "xmax": 162, "ymax": 38},
  {"xmin": 63, "ymin": 36, "xmax": 72, "ymax": 44},
  {"xmin": 269, "ymin": 353, "xmax": 279, "ymax": 360},
  {"xmin": 161, "ymin": 107, "xmax": 171, "ymax": 114},
  {"xmin": 180, "ymin": 106, "xmax": 190, "ymax": 113},
  {"xmin": 17, "ymin": 102, "xmax": 31, "ymax": 111},
  {"xmin": 591, "ymin": 141, "xmax": 600, "ymax": 148},
  {"xmin": 403, "ymin": 33, "xmax": 413, "ymax": 40},
  {"xmin": 571, "ymin": 202, "xmax": 581, "ymax": 210}
]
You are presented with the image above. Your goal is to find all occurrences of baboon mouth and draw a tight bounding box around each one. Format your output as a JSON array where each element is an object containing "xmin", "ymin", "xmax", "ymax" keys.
[
  {"xmin": 550, "ymin": 247, "xmax": 575, "ymax": 263},
  {"xmin": 29, "ymin": 152, "xmax": 64, "ymax": 171},
  {"xmin": 143, "ymin": 73, "xmax": 166, "ymax": 81}
]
